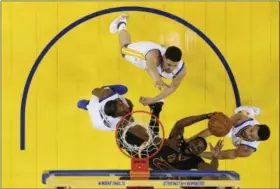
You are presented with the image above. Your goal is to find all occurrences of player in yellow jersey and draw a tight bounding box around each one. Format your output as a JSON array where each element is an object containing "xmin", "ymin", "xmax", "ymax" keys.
[{"xmin": 110, "ymin": 14, "xmax": 186, "ymax": 106}]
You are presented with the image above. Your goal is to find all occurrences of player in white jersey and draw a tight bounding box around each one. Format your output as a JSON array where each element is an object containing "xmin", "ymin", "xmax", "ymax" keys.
[
  {"xmin": 110, "ymin": 14, "xmax": 186, "ymax": 106},
  {"xmin": 193, "ymin": 106, "xmax": 270, "ymax": 159},
  {"xmin": 77, "ymin": 84, "xmax": 133, "ymax": 131}
]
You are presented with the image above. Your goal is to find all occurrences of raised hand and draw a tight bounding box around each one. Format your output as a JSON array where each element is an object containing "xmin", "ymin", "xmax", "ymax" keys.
[
  {"xmin": 139, "ymin": 97, "xmax": 154, "ymax": 106},
  {"xmin": 155, "ymin": 79, "xmax": 170, "ymax": 91},
  {"xmin": 209, "ymin": 140, "xmax": 224, "ymax": 158}
]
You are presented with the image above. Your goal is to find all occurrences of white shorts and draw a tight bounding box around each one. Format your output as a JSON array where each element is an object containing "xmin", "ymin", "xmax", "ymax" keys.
[
  {"xmin": 86, "ymin": 96, "xmax": 113, "ymax": 131},
  {"xmin": 122, "ymin": 41, "xmax": 165, "ymax": 70}
]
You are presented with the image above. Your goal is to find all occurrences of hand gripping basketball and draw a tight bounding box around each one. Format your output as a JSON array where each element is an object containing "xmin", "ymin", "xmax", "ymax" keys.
[{"xmin": 208, "ymin": 112, "xmax": 233, "ymax": 137}]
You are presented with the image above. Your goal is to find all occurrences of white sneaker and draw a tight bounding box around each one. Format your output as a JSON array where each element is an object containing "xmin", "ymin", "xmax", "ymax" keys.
[
  {"xmin": 234, "ymin": 106, "xmax": 261, "ymax": 118},
  {"xmin": 109, "ymin": 14, "xmax": 129, "ymax": 34}
]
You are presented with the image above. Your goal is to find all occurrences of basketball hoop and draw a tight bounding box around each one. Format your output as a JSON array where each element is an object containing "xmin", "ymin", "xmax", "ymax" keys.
[{"xmin": 115, "ymin": 110, "xmax": 165, "ymax": 186}]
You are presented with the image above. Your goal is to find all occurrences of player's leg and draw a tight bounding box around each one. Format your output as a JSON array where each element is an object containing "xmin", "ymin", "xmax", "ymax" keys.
[
  {"xmin": 109, "ymin": 14, "xmax": 131, "ymax": 47},
  {"xmin": 119, "ymin": 30, "xmax": 131, "ymax": 48},
  {"xmin": 110, "ymin": 14, "xmax": 147, "ymax": 70}
]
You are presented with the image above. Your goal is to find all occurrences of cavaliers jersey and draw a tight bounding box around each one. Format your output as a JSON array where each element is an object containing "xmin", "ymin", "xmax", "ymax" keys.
[
  {"xmin": 122, "ymin": 130, "xmax": 204, "ymax": 171},
  {"xmin": 149, "ymin": 144, "xmax": 204, "ymax": 170},
  {"xmin": 228, "ymin": 118, "xmax": 260, "ymax": 151},
  {"xmin": 122, "ymin": 41, "xmax": 185, "ymax": 79}
]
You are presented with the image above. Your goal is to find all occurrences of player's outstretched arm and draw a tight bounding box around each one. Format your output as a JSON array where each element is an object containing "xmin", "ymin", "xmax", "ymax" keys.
[
  {"xmin": 147, "ymin": 66, "xmax": 186, "ymax": 104},
  {"xmin": 191, "ymin": 128, "xmax": 212, "ymax": 139},
  {"xmin": 190, "ymin": 112, "xmax": 250, "ymax": 140},
  {"xmin": 201, "ymin": 145, "xmax": 254, "ymax": 160},
  {"xmin": 146, "ymin": 50, "xmax": 169, "ymax": 89},
  {"xmin": 230, "ymin": 112, "xmax": 251, "ymax": 126},
  {"xmin": 198, "ymin": 140, "xmax": 223, "ymax": 171},
  {"xmin": 169, "ymin": 113, "xmax": 212, "ymax": 138}
]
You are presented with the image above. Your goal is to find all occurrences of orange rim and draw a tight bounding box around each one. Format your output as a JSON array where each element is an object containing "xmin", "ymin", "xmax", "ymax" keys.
[{"xmin": 115, "ymin": 110, "xmax": 165, "ymax": 160}]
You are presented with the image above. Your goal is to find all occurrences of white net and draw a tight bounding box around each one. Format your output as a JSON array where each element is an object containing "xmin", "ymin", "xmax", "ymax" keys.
[{"xmin": 116, "ymin": 111, "xmax": 164, "ymax": 159}]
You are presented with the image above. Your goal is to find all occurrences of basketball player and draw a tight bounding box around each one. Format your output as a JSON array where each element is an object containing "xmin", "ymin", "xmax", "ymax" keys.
[
  {"xmin": 194, "ymin": 106, "xmax": 270, "ymax": 160},
  {"xmin": 77, "ymin": 84, "xmax": 133, "ymax": 131},
  {"xmin": 122, "ymin": 102, "xmax": 223, "ymax": 171},
  {"xmin": 110, "ymin": 14, "xmax": 186, "ymax": 106}
]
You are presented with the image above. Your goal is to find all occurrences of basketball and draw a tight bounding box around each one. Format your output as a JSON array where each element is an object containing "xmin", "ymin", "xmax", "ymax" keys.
[{"xmin": 208, "ymin": 113, "xmax": 233, "ymax": 137}]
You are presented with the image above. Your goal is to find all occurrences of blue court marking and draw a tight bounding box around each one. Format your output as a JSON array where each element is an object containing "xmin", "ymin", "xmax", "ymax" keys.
[
  {"xmin": 20, "ymin": 6, "xmax": 241, "ymax": 150},
  {"xmin": 42, "ymin": 169, "xmax": 240, "ymax": 184}
]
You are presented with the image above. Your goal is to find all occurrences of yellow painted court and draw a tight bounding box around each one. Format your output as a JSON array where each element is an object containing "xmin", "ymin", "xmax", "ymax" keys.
[{"xmin": 2, "ymin": 1, "xmax": 279, "ymax": 188}]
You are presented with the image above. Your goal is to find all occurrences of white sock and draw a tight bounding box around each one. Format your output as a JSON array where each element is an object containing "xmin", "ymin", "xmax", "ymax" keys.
[{"xmin": 118, "ymin": 23, "xmax": 127, "ymax": 32}]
